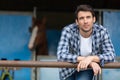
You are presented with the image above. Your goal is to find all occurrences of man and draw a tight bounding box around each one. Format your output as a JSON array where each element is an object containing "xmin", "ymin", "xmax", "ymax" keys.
[{"xmin": 57, "ymin": 4, "xmax": 115, "ymax": 80}]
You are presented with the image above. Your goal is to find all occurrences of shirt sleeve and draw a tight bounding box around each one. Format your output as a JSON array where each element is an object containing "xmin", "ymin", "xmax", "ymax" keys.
[
  {"xmin": 98, "ymin": 29, "xmax": 116, "ymax": 66},
  {"xmin": 57, "ymin": 27, "xmax": 78, "ymax": 63}
]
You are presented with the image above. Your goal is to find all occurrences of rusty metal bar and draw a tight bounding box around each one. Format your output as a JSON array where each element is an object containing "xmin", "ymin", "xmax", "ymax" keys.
[
  {"xmin": 0, "ymin": 61, "xmax": 76, "ymax": 68},
  {"xmin": 0, "ymin": 60, "xmax": 120, "ymax": 68}
]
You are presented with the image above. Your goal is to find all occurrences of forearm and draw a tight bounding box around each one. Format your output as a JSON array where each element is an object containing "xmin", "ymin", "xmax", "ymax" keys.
[
  {"xmin": 77, "ymin": 56, "xmax": 100, "ymax": 63},
  {"xmin": 77, "ymin": 56, "xmax": 85, "ymax": 62},
  {"xmin": 87, "ymin": 56, "xmax": 100, "ymax": 63}
]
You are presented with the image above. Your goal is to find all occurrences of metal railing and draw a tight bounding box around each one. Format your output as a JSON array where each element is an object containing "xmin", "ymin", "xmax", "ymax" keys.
[
  {"xmin": 0, "ymin": 60, "xmax": 120, "ymax": 80},
  {"xmin": 0, "ymin": 60, "xmax": 120, "ymax": 68}
]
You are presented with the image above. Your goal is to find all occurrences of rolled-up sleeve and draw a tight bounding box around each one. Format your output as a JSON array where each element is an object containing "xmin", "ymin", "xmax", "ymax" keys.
[
  {"xmin": 98, "ymin": 52, "xmax": 115, "ymax": 66},
  {"xmin": 98, "ymin": 30, "xmax": 116, "ymax": 66}
]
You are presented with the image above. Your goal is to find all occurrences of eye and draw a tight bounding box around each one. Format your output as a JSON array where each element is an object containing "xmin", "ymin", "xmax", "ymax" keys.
[
  {"xmin": 86, "ymin": 16, "xmax": 91, "ymax": 19},
  {"xmin": 79, "ymin": 17, "xmax": 84, "ymax": 20}
]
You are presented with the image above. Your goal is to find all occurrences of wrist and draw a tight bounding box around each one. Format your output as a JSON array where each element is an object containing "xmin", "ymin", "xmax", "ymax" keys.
[
  {"xmin": 77, "ymin": 56, "xmax": 85, "ymax": 62},
  {"xmin": 87, "ymin": 56, "xmax": 94, "ymax": 61},
  {"xmin": 88, "ymin": 56, "xmax": 100, "ymax": 62}
]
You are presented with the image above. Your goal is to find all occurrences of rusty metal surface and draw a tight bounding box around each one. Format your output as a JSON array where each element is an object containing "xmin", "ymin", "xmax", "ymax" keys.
[{"xmin": 0, "ymin": 60, "xmax": 120, "ymax": 68}]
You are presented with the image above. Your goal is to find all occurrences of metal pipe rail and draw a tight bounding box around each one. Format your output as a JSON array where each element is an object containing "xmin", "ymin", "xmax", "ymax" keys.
[{"xmin": 0, "ymin": 60, "xmax": 120, "ymax": 68}]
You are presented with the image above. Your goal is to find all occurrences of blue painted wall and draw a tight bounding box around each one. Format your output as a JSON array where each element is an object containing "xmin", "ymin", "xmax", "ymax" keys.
[
  {"xmin": 103, "ymin": 11, "xmax": 120, "ymax": 80},
  {"xmin": 103, "ymin": 11, "xmax": 120, "ymax": 56},
  {"xmin": 0, "ymin": 14, "xmax": 32, "ymax": 80}
]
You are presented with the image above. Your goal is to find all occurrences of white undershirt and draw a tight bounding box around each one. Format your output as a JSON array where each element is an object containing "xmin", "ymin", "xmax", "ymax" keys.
[{"xmin": 80, "ymin": 35, "xmax": 92, "ymax": 56}]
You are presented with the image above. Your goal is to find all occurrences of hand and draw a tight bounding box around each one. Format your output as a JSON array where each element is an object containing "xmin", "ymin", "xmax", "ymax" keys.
[
  {"xmin": 89, "ymin": 62, "xmax": 101, "ymax": 75},
  {"xmin": 77, "ymin": 56, "xmax": 92, "ymax": 72}
]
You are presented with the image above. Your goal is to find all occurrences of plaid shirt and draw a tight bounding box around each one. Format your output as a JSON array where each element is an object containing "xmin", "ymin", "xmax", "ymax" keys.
[{"xmin": 57, "ymin": 23, "xmax": 115, "ymax": 80}]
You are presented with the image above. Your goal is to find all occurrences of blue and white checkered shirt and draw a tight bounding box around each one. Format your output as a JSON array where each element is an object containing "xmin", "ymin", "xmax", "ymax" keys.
[{"xmin": 57, "ymin": 23, "xmax": 115, "ymax": 80}]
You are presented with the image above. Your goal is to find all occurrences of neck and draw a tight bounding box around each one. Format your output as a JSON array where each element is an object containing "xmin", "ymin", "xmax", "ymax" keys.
[{"xmin": 80, "ymin": 30, "xmax": 92, "ymax": 38}]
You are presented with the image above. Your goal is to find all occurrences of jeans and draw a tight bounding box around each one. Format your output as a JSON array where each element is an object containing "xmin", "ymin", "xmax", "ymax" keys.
[{"xmin": 65, "ymin": 69, "xmax": 94, "ymax": 80}]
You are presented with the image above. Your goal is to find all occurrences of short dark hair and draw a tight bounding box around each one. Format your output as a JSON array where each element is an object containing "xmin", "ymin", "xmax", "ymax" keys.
[{"xmin": 75, "ymin": 4, "xmax": 95, "ymax": 19}]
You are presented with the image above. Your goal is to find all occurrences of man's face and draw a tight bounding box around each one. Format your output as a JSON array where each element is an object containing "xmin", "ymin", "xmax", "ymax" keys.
[{"xmin": 76, "ymin": 11, "xmax": 95, "ymax": 33}]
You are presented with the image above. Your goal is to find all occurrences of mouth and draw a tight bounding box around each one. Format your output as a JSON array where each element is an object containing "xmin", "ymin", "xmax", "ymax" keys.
[
  {"xmin": 84, "ymin": 25, "xmax": 89, "ymax": 29},
  {"xmin": 84, "ymin": 24, "xmax": 89, "ymax": 27}
]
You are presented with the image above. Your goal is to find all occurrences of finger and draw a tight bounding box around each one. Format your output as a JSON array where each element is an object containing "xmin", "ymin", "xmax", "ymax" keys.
[
  {"xmin": 80, "ymin": 61, "xmax": 86, "ymax": 67},
  {"xmin": 93, "ymin": 69, "xmax": 97, "ymax": 75},
  {"xmin": 93, "ymin": 67, "xmax": 98, "ymax": 75},
  {"xmin": 82, "ymin": 63, "xmax": 87, "ymax": 70},
  {"xmin": 80, "ymin": 62, "xmax": 87, "ymax": 70},
  {"xmin": 99, "ymin": 68, "xmax": 102, "ymax": 74},
  {"xmin": 77, "ymin": 63, "xmax": 81, "ymax": 72},
  {"xmin": 95, "ymin": 68, "xmax": 102, "ymax": 75},
  {"xmin": 78, "ymin": 61, "xmax": 85, "ymax": 71},
  {"xmin": 84, "ymin": 62, "xmax": 89, "ymax": 69},
  {"xmin": 95, "ymin": 69, "xmax": 99, "ymax": 75},
  {"xmin": 80, "ymin": 62, "xmax": 84, "ymax": 69}
]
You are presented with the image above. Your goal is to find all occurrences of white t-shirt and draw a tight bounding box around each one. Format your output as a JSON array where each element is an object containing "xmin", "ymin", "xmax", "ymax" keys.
[{"xmin": 80, "ymin": 35, "xmax": 92, "ymax": 56}]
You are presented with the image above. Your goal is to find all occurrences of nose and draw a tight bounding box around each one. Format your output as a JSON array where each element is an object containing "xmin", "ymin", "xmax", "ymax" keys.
[{"xmin": 84, "ymin": 18, "xmax": 88, "ymax": 24}]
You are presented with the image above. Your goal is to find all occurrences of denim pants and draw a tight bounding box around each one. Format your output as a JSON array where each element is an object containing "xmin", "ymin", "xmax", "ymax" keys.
[{"xmin": 65, "ymin": 69, "xmax": 94, "ymax": 80}]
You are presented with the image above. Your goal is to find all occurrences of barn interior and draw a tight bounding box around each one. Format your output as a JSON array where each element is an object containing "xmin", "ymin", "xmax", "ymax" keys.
[
  {"xmin": 0, "ymin": 0, "xmax": 120, "ymax": 80},
  {"xmin": 1, "ymin": 0, "xmax": 120, "ymax": 29},
  {"xmin": 0, "ymin": 0, "xmax": 120, "ymax": 11}
]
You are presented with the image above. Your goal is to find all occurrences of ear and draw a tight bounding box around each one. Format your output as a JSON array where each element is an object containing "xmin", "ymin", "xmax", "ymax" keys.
[
  {"xmin": 75, "ymin": 19, "xmax": 78, "ymax": 25},
  {"xmin": 93, "ymin": 17, "xmax": 96, "ymax": 23}
]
